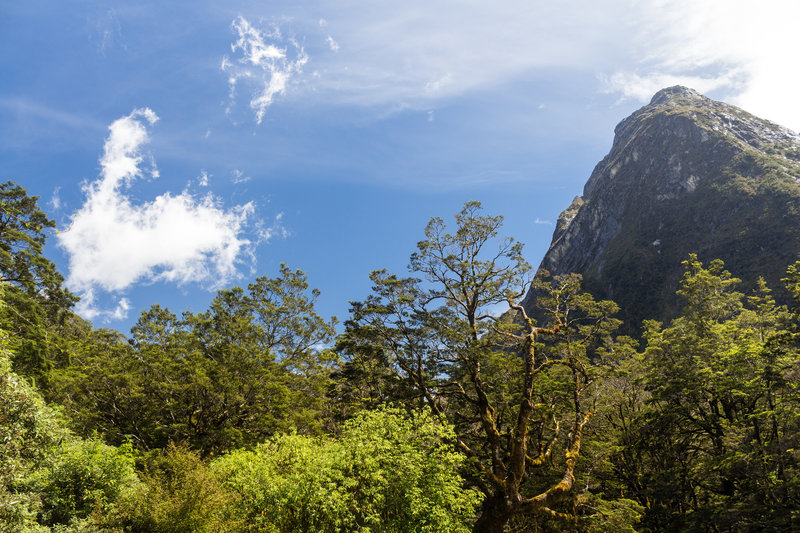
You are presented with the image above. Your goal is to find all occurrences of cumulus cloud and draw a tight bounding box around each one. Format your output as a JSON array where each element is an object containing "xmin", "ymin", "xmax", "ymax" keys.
[
  {"xmin": 59, "ymin": 108, "xmax": 254, "ymax": 321},
  {"xmin": 222, "ymin": 16, "xmax": 309, "ymax": 124}
]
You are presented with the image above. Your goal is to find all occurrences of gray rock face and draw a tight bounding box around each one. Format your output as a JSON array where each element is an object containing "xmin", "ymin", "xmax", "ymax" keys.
[{"xmin": 523, "ymin": 86, "xmax": 800, "ymax": 331}]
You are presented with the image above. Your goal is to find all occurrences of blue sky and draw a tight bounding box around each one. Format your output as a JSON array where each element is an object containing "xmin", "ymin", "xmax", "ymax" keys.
[{"xmin": 2, "ymin": 0, "xmax": 799, "ymax": 332}]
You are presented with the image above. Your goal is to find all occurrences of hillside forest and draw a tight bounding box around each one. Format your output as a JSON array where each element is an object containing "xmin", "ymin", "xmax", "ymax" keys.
[{"xmin": 2, "ymin": 180, "xmax": 799, "ymax": 532}]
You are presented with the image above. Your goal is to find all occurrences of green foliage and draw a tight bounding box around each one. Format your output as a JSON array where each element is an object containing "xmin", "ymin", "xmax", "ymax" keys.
[
  {"xmin": 0, "ymin": 181, "xmax": 76, "ymax": 387},
  {"xmin": 608, "ymin": 256, "xmax": 800, "ymax": 531},
  {"xmin": 213, "ymin": 407, "xmax": 481, "ymax": 533},
  {"xmin": 113, "ymin": 445, "xmax": 236, "ymax": 533},
  {"xmin": 581, "ymin": 136, "xmax": 800, "ymax": 334},
  {"xmin": 0, "ymin": 305, "xmax": 69, "ymax": 530},
  {"xmin": 6, "ymin": 180, "xmax": 800, "ymax": 531},
  {"xmin": 48, "ymin": 266, "xmax": 337, "ymax": 454},
  {"xmin": 28, "ymin": 438, "xmax": 139, "ymax": 527},
  {"xmin": 577, "ymin": 496, "xmax": 644, "ymax": 533},
  {"xmin": 336, "ymin": 202, "xmax": 627, "ymax": 531},
  {"xmin": 0, "ymin": 181, "xmax": 72, "ymax": 305},
  {"xmin": 1, "ymin": 287, "xmax": 140, "ymax": 532}
]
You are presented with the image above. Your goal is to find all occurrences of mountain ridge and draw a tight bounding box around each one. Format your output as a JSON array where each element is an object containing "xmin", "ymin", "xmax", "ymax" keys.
[{"xmin": 523, "ymin": 86, "xmax": 800, "ymax": 331}]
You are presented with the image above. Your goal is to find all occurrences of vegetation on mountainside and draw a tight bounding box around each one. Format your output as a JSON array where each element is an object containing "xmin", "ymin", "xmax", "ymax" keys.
[
  {"xmin": 583, "ymin": 138, "xmax": 800, "ymax": 334},
  {"xmin": 2, "ymin": 182, "xmax": 800, "ymax": 532}
]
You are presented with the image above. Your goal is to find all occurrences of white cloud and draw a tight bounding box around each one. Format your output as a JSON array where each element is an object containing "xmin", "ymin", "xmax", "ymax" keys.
[
  {"xmin": 533, "ymin": 218, "xmax": 552, "ymax": 226},
  {"xmin": 90, "ymin": 9, "xmax": 126, "ymax": 56},
  {"xmin": 58, "ymin": 108, "xmax": 254, "ymax": 321},
  {"xmin": 222, "ymin": 16, "xmax": 309, "ymax": 124},
  {"xmin": 269, "ymin": 1, "xmax": 629, "ymax": 108},
  {"xmin": 326, "ymin": 35, "xmax": 339, "ymax": 53},
  {"xmin": 0, "ymin": 97, "xmax": 103, "ymax": 131},
  {"xmin": 112, "ymin": 297, "xmax": 131, "ymax": 320},
  {"xmin": 258, "ymin": 212, "xmax": 290, "ymax": 243},
  {"xmin": 600, "ymin": 71, "xmax": 742, "ymax": 104},
  {"xmin": 49, "ymin": 186, "xmax": 62, "ymax": 211},
  {"xmin": 227, "ymin": 1, "xmax": 798, "ymax": 130},
  {"xmin": 232, "ymin": 169, "xmax": 251, "ymax": 184},
  {"xmin": 424, "ymin": 74, "xmax": 452, "ymax": 96},
  {"xmin": 198, "ymin": 169, "xmax": 209, "ymax": 186},
  {"xmin": 73, "ymin": 291, "xmax": 131, "ymax": 323},
  {"xmin": 598, "ymin": 0, "xmax": 800, "ymax": 130}
]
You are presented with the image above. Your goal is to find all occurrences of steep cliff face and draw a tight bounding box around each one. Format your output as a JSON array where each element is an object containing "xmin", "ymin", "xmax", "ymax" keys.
[{"xmin": 524, "ymin": 86, "xmax": 800, "ymax": 330}]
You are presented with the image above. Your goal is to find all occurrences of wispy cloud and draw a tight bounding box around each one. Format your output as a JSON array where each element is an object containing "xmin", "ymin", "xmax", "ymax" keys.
[
  {"xmin": 258, "ymin": 212, "xmax": 290, "ymax": 243},
  {"xmin": 274, "ymin": 1, "xmax": 629, "ymax": 108},
  {"xmin": 111, "ymin": 297, "xmax": 130, "ymax": 320},
  {"xmin": 231, "ymin": 169, "xmax": 251, "ymax": 184},
  {"xmin": 198, "ymin": 169, "xmax": 209, "ymax": 186},
  {"xmin": 600, "ymin": 72, "xmax": 742, "ymax": 104},
  {"xmin": 533, "ymin": 218, "xmax": 552, "ymax": 226},
  {"xmin": 49, "ymin": 186, "xmax": 62, "ymax": 211},
  {"xmin": 222, "ymin": 16, "xmax": 309, "ymax": 124},
  {"xmin": 222, "ymin": 1, "xmax": 798, "ymax": 131},
  {"xmin": 89, "ymin": 9, "xmax": 126, "ymax": 56},
  {"xmin": 0, "ymin": 97, "xmax": 103, "ymax": 131},
  {"xmin": 599, "ymin": 0, "xmax": 800, "ymax": 130},
  {"xmin": 58, "ymin": 108, "xmax": 254, "ymax": 321},
  {"xmin": 326, "ymin": 35, "xmax": 339, "ymax": 53}
]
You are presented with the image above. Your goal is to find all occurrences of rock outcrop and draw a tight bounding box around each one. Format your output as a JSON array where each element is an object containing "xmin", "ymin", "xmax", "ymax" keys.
[{"xmin": 523, "ymin": 86, "xmax": 800, "ymax": 331}]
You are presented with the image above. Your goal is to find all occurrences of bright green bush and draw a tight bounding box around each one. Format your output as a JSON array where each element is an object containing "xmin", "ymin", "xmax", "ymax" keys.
[
  {"xmin": 114, "ymin": 444, "xmax": 237, "ymax": 533},
  {"xmin": 2, "ymin": 288, "xmax": 140, "ymax": 531},
  {"xmin": 29, "ymin": 437, "xmax": 139, "ymax": 527},
  {"xmin": 0, "ymin": 318, "xmax": 68, "ymax": 530},
  {"xmin": 213, "ymin": 407, "xmax": 481, "ymax": 532}
]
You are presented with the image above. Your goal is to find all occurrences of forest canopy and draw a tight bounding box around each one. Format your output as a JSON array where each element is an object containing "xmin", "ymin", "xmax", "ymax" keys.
[{"xmin": 1, "ymin": 182, "xmax": 799, "ymax": 532}]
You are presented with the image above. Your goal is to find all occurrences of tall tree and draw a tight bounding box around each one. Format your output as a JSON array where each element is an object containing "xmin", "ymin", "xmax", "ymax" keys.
[
  {"xmin": 50, "ymin": 266, "xmax": 337, "ymax": 453},
  {"xmin": 0, "ymin": 180, "xmax": 70, "ymax": 302},
  {"xmin": 609, "ymin": 256, "xmax": 800, "ymax": 531},
  {"xmin": 0, "ymin": 180, "xmax": 76, "ymax": 385},
  {"xmin": 337, "ymin": 202, "xmax": 627, "ymax": 532}
]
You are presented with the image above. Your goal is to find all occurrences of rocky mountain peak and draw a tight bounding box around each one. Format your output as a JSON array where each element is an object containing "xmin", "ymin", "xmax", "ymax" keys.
[
  {"xmin": 524, "ymin": 87, "xmax": 800, "ymax": 332},
  {"xmin": 648, "ymin": 85, "xmax": 704, "ymax": 105}
]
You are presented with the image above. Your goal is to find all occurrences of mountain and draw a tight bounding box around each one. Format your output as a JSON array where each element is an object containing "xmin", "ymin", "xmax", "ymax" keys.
[{"xmin": 523, "ymin": 86, "xmax": 800, "ymax": 332}]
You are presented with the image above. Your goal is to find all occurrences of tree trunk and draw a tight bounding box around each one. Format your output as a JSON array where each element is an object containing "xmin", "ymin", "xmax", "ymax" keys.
[{"xmin": 472, "ymin": 494, "xmax": 511, "ymax": 533}]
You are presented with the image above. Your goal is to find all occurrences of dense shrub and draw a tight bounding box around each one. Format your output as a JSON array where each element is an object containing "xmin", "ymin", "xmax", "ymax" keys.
[
  {"xmin": 113, "ymin": 444, "xmax": 236, "ymax": 533},
  {"xmin": 29, "ymin": 438, "xmax": 139, "ymax": 527},
  {"xmin": 213, "ymin": 407, "xmax": 481, "ymax": 532},
  {"xmin": 1, "ymin": 320, "xmax": 67, "ymax": 530}
]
